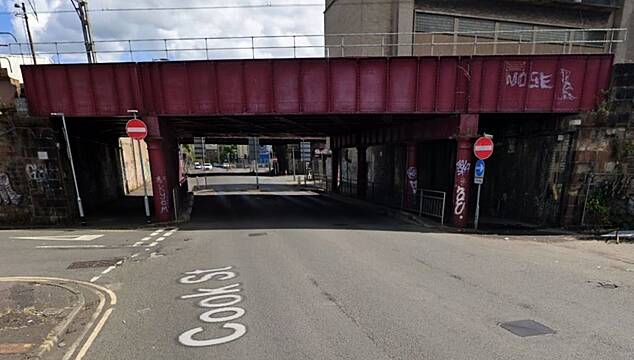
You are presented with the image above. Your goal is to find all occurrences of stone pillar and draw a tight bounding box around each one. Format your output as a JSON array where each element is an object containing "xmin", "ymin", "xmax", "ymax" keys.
[
  {"xmin": 403, "ymin": 142, "xmax": 418, "ymax": 210},
  {"xmin": 356, "ymin": 145, "xmax": 367, "ymax": 198},
  {"xmin": 144, "ymin": 114, "xmax": 173, "ymax": 223}
]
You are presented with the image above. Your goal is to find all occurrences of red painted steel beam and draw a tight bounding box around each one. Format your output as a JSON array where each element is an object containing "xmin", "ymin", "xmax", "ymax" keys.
[{"xmin": 22, "ymin": 54, "xmax": 613, "ymax": 119}]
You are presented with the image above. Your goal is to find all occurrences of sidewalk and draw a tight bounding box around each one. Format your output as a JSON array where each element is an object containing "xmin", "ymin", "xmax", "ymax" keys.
[{"xmin": 0, "ymin": 281, "xmax": 78, "ymax": 359}]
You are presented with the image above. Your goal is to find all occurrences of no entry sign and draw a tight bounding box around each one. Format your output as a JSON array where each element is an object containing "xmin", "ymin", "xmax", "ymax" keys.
[
  {"xmin": 474, "ymin": 137, "xmax": 494, "ymax": 160},
  {"xmin": 126, "ymin": 119, "xmax": 148, "ymax": 140}
]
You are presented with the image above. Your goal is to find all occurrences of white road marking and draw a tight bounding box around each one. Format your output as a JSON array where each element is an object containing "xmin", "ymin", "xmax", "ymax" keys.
[
  {"xmin": 36, "ymin": 245, "xmax": 107, "ymax": 249},
  {"xmin": 156, "ymin": 237, "xmax": 166, "ymax": 242},
  {"xmin": 13, "ymin": 235, "xmax": 104, "ymax": 241},
  {"xmin": 150, "ymin": 229, "xmax": 165, "ymax": 236},
  {"xmin": 141, "ymin": 237, "xmax": 151, "ymax": 241},
  {"xmin": 130, "ymin": 253, "xmax": 139, "ymax": 258},
  {"xmin": 132, "ymin": 241, "xmax": 144, "ymax": 247},
  {"xmin": 101, "ymin": 266, "xmax": 116, "ymax": 275},
  {"xmin": 148, "ymin": 242, "xmax": 158, "ymax": 247},
  {"xmin": 89, "ymin": 276, "xmax": 101, "ymax": 283}
]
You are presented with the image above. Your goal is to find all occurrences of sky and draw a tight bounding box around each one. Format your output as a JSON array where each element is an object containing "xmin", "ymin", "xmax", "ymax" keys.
[{"xmin": 0, "ymin": 0, "xmax": 325, "ymax": 62}]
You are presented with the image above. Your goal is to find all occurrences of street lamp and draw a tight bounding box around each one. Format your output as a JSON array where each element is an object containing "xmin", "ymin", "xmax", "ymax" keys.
[{"xmin": 51, "ymin": 112, "xmax": 86, "ymax": 225}]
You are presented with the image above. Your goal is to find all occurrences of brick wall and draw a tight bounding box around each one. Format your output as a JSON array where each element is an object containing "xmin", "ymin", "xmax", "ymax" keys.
[{"xmin": 0, "ymin": 114, "xmax": 74, "ymax": 225}]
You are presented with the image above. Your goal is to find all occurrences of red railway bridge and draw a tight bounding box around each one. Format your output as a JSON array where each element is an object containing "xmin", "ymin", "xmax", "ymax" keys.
[{"xmin": 21, "ymin": 54, "xmax": 613, "ymax": 227}]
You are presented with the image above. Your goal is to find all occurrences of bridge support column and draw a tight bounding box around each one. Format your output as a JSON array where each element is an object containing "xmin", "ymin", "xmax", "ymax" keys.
[
  {"xmin": 451, "ymin": 114, "xmax": 479, "ymax": 228},
  {"xmin": 145, "ymin": 115, "xmax": 174, "ymax": 223},
  {"xmin": 403, "ymin": 142, "xmax": 418, "ymax": 210},
  {"xmin": 356, "ymin": 146, "xmax": 367, "ymax": 198},
  {"xmin": 331, "ymin": 148, "xmax": 340, "ymax": 193}
]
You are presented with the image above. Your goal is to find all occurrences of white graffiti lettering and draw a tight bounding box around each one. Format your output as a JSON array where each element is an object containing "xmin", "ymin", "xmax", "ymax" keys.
[
  {"xmin": 0, "ymin": 173, "xmax": 22, "ymax": 206},
  {"xmin": 455, "ymin": 160, "xmax": 471, "ymax": 177},
  {"xmin": 454, "ymin": 185, "xmax": 466, "ymax": 217},
  {"xmin": 529, "ymin": 72, "xmax": 553, "ymax": 89},
  {"xmin": 407, "ymin": 166, "xmax": 418, "ymax": 195},
  {"xmin": 560, "ymin": 68, "xmax": 576, "ymax": 101},
  {"xmin": 507, "ymin": 71, "xmax": 554, "ymax": 89},
  {"xmin": 179, "ymin": 266, "xmax": 247, "ymax": 347}
]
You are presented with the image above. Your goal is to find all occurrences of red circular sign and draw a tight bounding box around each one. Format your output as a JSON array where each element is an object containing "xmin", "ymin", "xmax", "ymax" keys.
[
  {"xmin": 474, "ymin": 137, "xmax": 494, "ymax": 160},
  {"xmin": 126, "ymin": 119, "xmax": 147, "ymax": 140}
]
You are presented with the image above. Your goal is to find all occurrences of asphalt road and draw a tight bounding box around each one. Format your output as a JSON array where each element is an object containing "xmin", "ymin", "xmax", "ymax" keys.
[{"xmin": 1, "ymin": 176, "xmax": 633, "ymax": 359}]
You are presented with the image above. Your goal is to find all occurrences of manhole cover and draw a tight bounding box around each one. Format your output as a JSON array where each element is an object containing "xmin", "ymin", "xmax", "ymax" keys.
[
  {"xmin": 499, "ymin": 320, "xmax": 555, "ymax": 337},
  {"xmin": 248, "ymin": 232, "xmax": 268, "ymax": 237},
  {"xmin": 67, "ymin": 258, "xmax": 124, "ymax": 269}
]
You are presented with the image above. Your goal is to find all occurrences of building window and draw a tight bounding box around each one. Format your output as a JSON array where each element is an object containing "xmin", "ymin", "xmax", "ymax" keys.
[
  {"xmin": 458, "ymin": 17, "xmax": 495, "ymax": 36},
  {"xmin": 414, "ymin": 13, "xmax": 454, "ymax": 33}
]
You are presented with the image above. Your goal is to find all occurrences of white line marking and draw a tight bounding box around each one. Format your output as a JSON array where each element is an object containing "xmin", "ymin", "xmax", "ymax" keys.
[
  {"xmin": 74, "ymin": 308, "xmax": 114, "ymax": 360},
  {"xmin": 101, "ymin": 266, "xmax": 116, "ymax": 275},
  {"xmin": 130, "ymin": 253, "xmax": 139, "ymax": 258},
  {"xmin": 13, "ymin": 235, "xmax": 104, "ymax": 241},
  {"xmin": 148, "ymin": 242, "xmax": 158, "ymax": 247},
  {"xmin": 36, "ymin": 245, "xmax": 107, "ymax": 249},
  {"xmin": 132, "ymin": 242, "xmax": 143, "ymax": 247},
  {"xmin": 89, "ymin": 276, "xmax": 101, "ymax": 283},
  {"xmin": 156, "ymin": 237, "xmax": 166, "ymax": 242},
  {"xmin": 141, "ymin": 237, "xmax": 151, "ymax": 241},
  {"xmin": 116, "ymin": 260, "xmax": 123, "ymax": 265}
]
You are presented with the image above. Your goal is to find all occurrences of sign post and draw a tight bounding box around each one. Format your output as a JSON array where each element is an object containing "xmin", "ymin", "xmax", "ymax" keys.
[
  {"xmin": 126, "ymin": 115, "xmax": 151, "ymax": 223},
  {"xmin": 473, "ymin": 137, "xmax": 494, "ymax": 230}
]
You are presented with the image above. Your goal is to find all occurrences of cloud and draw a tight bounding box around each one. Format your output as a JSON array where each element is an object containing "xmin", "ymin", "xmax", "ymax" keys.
[{"xmin": 2, "ymin": 0, "xmax": 325, "ymax": 62}]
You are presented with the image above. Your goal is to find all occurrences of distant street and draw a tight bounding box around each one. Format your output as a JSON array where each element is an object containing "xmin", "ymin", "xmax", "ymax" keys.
[{"xmin": 1, "ymin": 176, "xmax": 633, "ymax": 359}]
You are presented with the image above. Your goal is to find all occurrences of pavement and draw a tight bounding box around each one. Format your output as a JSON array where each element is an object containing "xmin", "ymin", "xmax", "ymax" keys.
[{"xmin": 1, "ymin": 175, "xmax": 633, "ymax": 359}]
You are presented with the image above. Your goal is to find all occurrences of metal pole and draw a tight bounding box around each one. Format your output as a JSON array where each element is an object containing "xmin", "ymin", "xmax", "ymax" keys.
[
  {"xmin": 136, "ymin": 139, "xmax": 151, "ymax": 223},
  {"xmin": 202, "ymin": 137, "xmax": 207, "ymax": 187},
  {"xmin": 20, "ymin": 3, "xmax": 37, "ymax": 65},
  {"xmin": 291, "ymin": 147, "xmax": 296, "ymax": 180},
  {"xmin": 474, "ymin": 183, "xmax": 482, "ymax": 230},
  {"xmin": 254, "ymin": 160, "xmax": 259, "ymax": 190},
  {"xmin": 172, "ymin": 187, "xmax": 178, "ymax": 222},
  {"xmin": 58, "ymin": 113, "xmax": 86, "ymax": 225}
]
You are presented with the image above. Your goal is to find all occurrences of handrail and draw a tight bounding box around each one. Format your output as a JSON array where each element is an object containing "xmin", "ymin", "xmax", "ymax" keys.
[{"xmin": 0, "ymin": 28, "xmax": 626, "ymax": 64}]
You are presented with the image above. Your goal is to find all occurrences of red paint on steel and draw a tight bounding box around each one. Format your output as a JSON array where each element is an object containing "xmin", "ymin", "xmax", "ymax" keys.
[
  {"xmin": 22, "ymin": 55, "xmax": 613, "ymax": 118},
  {"xmin": 452, "ymin": 137, "xmax": 474, "ymax": 228}
]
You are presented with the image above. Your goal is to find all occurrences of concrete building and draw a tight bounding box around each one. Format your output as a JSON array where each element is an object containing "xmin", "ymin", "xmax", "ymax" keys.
[{"xmin": 325, "ymin": 0, "xmax": 632, "ymax": 62}]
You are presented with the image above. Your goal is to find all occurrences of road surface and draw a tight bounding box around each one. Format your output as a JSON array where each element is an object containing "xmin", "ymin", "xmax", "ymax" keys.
[{"xmin": 1, "ymin": 176, "xmax": 633, "ymax": 360}]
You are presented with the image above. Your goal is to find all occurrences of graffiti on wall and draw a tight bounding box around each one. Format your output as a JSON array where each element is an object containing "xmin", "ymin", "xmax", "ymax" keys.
[
  {"xmin": 155, "ymin": 176, "xmax": 170, "ymax": 215},
  {"xmin": 453, "ymin": 159, "xmax": 471, "ymax": 220},
  {"xmin": 505, "ymin": 65, "xmax": 576, "ymax": 102},
  {"xmin": 406, "ymin": 166, "xmax": 418, "ymax": 195},
  {"xmin": 25, "ymin": 163, "xmax": 56, "ymax": 193},
  {"xmin": 0, "ymin": 173, "xmax": 22, "ymax": 206},
  {"xmin": 454, "ymin": 185, "xmax": 466, "ymax": 218}
]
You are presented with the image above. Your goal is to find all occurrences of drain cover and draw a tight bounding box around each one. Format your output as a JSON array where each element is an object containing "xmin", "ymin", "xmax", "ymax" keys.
[
  {"xmin": 499, "ymin": 320, "xmax": 555, "ymax": 337},
  {"xmin": 248, "ymin": 232, "xmax": 268, "ymax": 237},
  {"xmin": 67, "ymin": 258, "xmax": 124, "ymax": 269}
]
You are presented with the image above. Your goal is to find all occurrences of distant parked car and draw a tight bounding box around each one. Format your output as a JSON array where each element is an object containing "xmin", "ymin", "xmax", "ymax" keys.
[
  {"xmin": 222, "ymin": 162, "xmax": 230, "ymax": 169},
  {"xmin": 193, "ymin": 162, "xmax": 202, "ymax": 170},
  {"xmin": 203, "ymin": 163, "xmax": 213, "ymax": 170}
]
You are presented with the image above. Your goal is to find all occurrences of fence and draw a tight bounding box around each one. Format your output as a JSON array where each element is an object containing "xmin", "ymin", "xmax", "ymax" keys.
[
  {"xmin": 1, "ymin": 28, "xmax": 626, "ymax": 64},
  {"xmin": 418, "ymin": 189, "xmax": 447, "ymax": 225}
]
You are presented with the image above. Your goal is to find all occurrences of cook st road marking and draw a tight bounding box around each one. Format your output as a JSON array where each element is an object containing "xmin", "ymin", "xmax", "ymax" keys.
[{"xmin": 178, "ymin": 266, "xmax": 247, "ymax": 347}]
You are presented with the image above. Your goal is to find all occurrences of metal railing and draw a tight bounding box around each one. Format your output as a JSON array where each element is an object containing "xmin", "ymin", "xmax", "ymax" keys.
[
  {"xmin": 0, "ymin": 28, "xmax": 626, "ymax": 64},
  {"xmin": 418, "ymin": 189, "xmax": 447, "ymax": 225}
]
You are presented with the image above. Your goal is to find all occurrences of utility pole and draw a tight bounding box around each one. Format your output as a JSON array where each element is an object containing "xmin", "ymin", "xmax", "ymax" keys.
[
  {"xmin": 15, "ymin": 3, "xmax": 36, "ymax": 65},
  {"xmin": 71, "ymin": 0, "xmax": 96, "ymax": 63}
]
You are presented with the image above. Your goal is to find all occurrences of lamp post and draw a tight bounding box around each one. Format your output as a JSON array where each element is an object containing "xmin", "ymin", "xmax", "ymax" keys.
[{"xmin": 51, "ymin": 112, "xmax": 86, "ymax": 225}]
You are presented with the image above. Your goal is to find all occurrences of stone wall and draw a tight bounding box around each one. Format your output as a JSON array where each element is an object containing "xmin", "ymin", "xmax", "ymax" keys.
[
  {"xmin": 562, "ymin": 63, "xmax": 634, "ymax": 227},
  {"xmin": 0, "ymin": 114, "xmax": 74, "ymax": 225}
]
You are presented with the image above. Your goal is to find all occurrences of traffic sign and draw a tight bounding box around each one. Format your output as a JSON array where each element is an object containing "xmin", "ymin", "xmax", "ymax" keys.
[
  {"xmin": 126, "ymin": 119, "xmax": 148, "ymax": 140},
  {"xmin": 474, "ymin": 159, "xmax": 485, "ymax": 184},
  {"xmin": 474, "ymin": 137, "xmax": 494, "ymax": 160}
]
